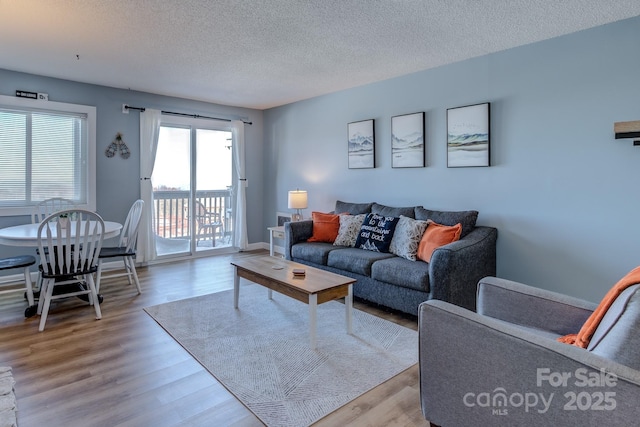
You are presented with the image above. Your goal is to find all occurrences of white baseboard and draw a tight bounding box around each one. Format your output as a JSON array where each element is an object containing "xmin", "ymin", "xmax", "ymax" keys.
[{"xmin": 250, "ymin": 241, "xmax": 285, "ymax": 256}]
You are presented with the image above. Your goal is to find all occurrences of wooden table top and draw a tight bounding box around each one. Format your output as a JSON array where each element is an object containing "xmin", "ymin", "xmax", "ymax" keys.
[{"xmin": 231, "ymin": 255, "xmax": 355, "ymax": 294}]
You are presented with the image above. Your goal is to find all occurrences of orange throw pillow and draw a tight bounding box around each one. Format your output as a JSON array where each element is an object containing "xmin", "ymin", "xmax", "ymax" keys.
[
  {"xmin": 417, "ymin": 221, "xmax": 462, "ymax": 262},
  {"xmin": 307, "ymin": 211, "xmax": 341, "ymax": 243}
]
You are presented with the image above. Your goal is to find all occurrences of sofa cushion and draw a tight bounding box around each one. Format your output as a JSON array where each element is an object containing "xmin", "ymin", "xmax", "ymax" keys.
[
  {"xmin": 307, "ymin": 211, "xmax": 341, "ymax": 243},
  {"xmin": 355, "ymin": 213, "xmax": 399, "ymax": 253},
  {"xmin": 588, "ymin": 284, "xmax": 640, "ymax": 370},
  {"xmin": 389, "ymin": 215, "xmax": 429, "ymax": 261},
  {"xmin": 372, "ymin": 203, "xmax": 416, "ymax": 219},
  {"xmin": 334, "ymin": 214, "xmax": 367, "ymax": 247},
  {"xmin": 335, "ymin": 200, "xmax": 373, "ymax": 215},
  {"xmin": 327, "ymin": 248, "xmax": 394, "ymax": 276},
  {"xmin": 291, "ymin": 242, "xmax": 336, "ymax": 265},
  {"xmin": 371, "ymin": 257, "xmax": 430, "ymax": 293},
  {"xmin": 414, "ymin": 207, "xmax": 478, "ymax": 238},
  {"xmin": 416, "ymin": 221, "xmax": 462, "ymax": 262}
]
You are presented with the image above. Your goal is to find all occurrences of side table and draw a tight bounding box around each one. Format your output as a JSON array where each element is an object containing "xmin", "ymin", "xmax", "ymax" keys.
[{"xmin": 267, "ymin": 226, "xmax": 285, "ymax": 257}]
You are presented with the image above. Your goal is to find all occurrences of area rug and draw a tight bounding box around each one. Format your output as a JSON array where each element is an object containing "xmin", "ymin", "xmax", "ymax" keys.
[
  {"xmin": 0, "ymin": 367, "xmax": 17, "ymax": 427},
  {"xmin": 144, "ymin": 284, "xmax": 418, "ymax": 427}
]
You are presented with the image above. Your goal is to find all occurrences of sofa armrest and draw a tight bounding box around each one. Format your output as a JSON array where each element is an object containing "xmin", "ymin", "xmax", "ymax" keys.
[
  {"xmin": 419, "ymin": 300, "xmax": 640, "ymax": 427},
  {"xmin": 428, "ymin": 226, "xmax": 497, "ymax": 311},
  {"xmin": 477, "ymin": 276, "xmax": 597, "ymax": 335},
  {"xmin": 284, "ymin": 220, "xmax": 313, "ymax": 260}
]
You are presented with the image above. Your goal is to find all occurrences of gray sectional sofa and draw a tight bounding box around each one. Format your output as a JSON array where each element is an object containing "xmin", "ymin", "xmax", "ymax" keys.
[{"xmin": 284, "ymin": 201, "xmax": 497, "ymax": 315}]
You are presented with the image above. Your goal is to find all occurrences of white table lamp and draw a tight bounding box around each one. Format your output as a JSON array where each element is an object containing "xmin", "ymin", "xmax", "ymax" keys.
[{"xmin": 288, "ymin": 190, "xmax": 308, "ymax": 221}]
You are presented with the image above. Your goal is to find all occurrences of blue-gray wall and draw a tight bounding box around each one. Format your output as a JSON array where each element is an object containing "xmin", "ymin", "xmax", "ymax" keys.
[
  {"xmin": 0, "ymin": 69, "xmax": 264, "ymax": 260},
  {"xmin": 263, "ymin": 16, "xmax": 640, "ymax": 303},
  {"xmin": 2, "ymin": 16, "xmax": 639, "ymax": 302}
]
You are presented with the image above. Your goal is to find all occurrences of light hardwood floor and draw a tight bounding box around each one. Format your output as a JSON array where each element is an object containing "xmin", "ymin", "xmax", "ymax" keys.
[{"xmin": 0, "ymin": 250, "xmax": 429, "ymax": 427}]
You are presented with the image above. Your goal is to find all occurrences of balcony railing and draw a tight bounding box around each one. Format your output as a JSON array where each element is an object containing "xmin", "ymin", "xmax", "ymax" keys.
[{"xmin": 152, "ymin": 189, "xmax": 232, "ymax": 242}]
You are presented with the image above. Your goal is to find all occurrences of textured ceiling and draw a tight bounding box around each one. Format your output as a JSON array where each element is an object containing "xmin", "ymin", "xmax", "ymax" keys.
[{"xmin": 1, "ymin": 1, "xmax": 639, "ymax": 109}]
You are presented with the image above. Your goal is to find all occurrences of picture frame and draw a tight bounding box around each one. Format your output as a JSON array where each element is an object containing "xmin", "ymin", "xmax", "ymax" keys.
[
  {"xmin": 276, "ymin": 212, "xmax": 292, "ymax": 226},
  {"xmin": 447, "ymin": 102, "xmax": 490, "ymax": 167},
  {"xmin": 348, "ymin": 119, "xmax": 375, "ymax": 169},
  {"xmin": 392, "ymin": 112, "xmax": 425, "ymax": 168}
]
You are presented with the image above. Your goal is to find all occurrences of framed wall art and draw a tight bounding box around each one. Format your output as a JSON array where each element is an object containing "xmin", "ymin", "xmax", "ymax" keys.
[
  {"xmin": 392, "ymin": 112, "xmax": 425, "ymax": 168},
  {"xmin": 447, "ymin": 102, "xmax": 490, "ymax": 167},
  {"xmin": 348, "ymin": 119, "xmax": 375, "ymax": 169}
]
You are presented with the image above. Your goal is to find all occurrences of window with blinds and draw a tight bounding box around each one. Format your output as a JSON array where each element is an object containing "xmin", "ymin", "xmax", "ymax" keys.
[{"xmin": 0, "ymin": 95, "xmax": 96, "ymax": 216}]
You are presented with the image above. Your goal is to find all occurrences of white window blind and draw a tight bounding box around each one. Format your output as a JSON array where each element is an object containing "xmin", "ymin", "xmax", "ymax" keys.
[{"xmin": 0, "ymin": 95, "xmax": 96, "ymax": 216}]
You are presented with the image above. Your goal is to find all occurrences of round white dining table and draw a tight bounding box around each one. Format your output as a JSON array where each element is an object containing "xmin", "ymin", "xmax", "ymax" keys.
[{"xmin": 0, "ymin": 221, "xmax": 123, "ymax": 247}]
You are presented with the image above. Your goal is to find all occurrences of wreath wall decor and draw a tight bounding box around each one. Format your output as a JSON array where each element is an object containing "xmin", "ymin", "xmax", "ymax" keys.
[{"xmin": 105, "ymin": 132, "xmax": 130, "ymax": 159}]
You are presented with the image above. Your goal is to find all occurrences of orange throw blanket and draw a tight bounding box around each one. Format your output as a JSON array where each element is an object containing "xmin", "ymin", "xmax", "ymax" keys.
[{"xmin": 558, "ymin": 266, "xmax": 640, "ymax": 348}]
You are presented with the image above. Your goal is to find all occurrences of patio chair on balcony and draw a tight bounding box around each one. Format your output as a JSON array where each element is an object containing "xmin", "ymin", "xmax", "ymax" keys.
[{"xmin": 193, "ymin": 200, "xmax": 224, "ymax": 247}]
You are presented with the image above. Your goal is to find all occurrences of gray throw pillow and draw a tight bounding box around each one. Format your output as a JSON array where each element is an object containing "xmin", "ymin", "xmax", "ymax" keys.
[
  {"xmin": 389, "ymin": 215, "xmax": 429, "ymax": 261},
  {"xmin": 414, "ymin": 207, "xmax": 478, "ymax": 238},
  {"xmin": 333, "ymin": 214, "xmax": 367, "ymax": 247}
]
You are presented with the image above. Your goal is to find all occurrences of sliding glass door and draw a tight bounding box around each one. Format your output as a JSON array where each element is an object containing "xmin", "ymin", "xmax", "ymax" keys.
[
  {"xmin": 193, "ymin": 129, "xmax": 233, "ymax": 251},
  {"xmin": 151, "ymin": 120, "xmax": 233, "ymax": 258}
]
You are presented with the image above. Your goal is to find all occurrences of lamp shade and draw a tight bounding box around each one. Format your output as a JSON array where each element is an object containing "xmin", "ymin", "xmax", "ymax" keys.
[{"xmin": 288, "ymin": 190, "xmax": 308, "ymax": 209}]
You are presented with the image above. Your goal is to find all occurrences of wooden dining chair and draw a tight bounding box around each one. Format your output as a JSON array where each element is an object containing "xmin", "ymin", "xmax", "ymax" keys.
[
  {"xmin": 36, "ymin": 209, "xmax": 104, "ymax": 331},
  {"xmin": 31, "ymin": 197, "xmax": 76, "ymax": 224},
  {"xmin": 95, "ymin": 200, "xmax": 144, "ymax": 294},
  {"xmin": 31, "ymin": 198, "xmax": 78, "ymax": 296},
  {"xmin": 0, "ymin": 255, "xmax": 37, "ymax": 317}
]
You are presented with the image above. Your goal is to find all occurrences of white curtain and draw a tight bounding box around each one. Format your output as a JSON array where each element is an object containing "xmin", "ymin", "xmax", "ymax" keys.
[
  {"xmin": 138, "ymin": 108, "xmax": 162, "ymax": 263},
  {"xmin": 231, "ymin": 120, "xmax": 248, "ymax": 250}
]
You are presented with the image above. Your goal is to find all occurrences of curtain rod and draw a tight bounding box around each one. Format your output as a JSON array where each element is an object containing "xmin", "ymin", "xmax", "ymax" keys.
[{"xmin": 123, "ymin": 104, "xmax": 252, "ymax": 125}]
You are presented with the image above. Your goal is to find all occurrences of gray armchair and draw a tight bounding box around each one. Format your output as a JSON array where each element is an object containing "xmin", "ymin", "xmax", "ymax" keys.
[{"xmin": 419, "ymin": 276, "xmax": 640, "ymax": 426}]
